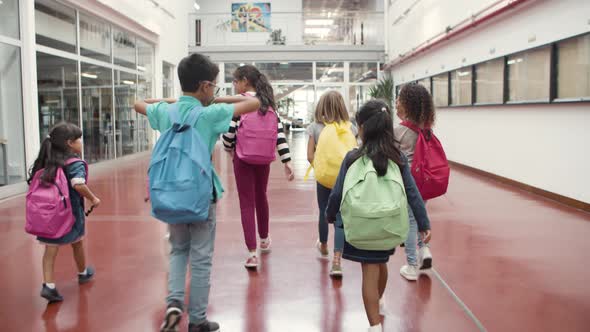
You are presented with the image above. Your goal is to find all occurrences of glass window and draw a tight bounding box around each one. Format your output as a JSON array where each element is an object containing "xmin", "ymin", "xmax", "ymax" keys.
[
  {"xmin": 349, "ymin": 85, "xmax": 372, "ymax": 115},
  {"xmin": 224, "ymin": 63, "xmax": 246, "ymax": 84},
  {"xmin": 137, "ymin": 39, "xmax": 154, "ymax": 76},
  {"xmin": 80, "ymin": 13, "xmax": 111, "ymax": 63},
  {"xmin": 350, "ymin": 62, "xmax": 378, "ymax": 83},
  {"xmin": 273, "ymin": 84, "xmax": 315, "ymax": 124},
  {"xmin": 36, "ymin": 52, "xmax": 80, "ymax": 140},
  {"xmin": 255, "ymin": 62, "xmax": 313, "ymax": 83},
  {"xmin": 557, "ymin": 34, "xmax": 590, "ymax": 99},
  {"xmin": 115, "ymin": 70, "xmax": 137, "ymax": 157},
  {"xmin": 316, "ymin": 62, "xmax": 344, "ymax": 83},
  {"xmin": 81, "ymin": 63, "xmax": 114, "ymax": 163},
  {"xmin": 508, "ymin": 47, "xmax": 551, "ymax": 102},
  {"xmin": 113, "ymin": 28, "xmax": 136, "ymax": 69},
  {"xmin": 475, "ymin": 58, "xmax": 504, "ymax": 104},
  {"xmin": 137, "ymin": 75, "xmax": 152, "ymax": 152},
  {"xmin": 0, "ymin": 0, "xmax": 20, "ymax": 39},
  {"xmin": 433, "ymin": 73, "xmax": 449, "ymax": 107},
  {"xmin": 35, "ymin": 0, "xmax": 76, "ymax": 53},
  {"xmin": 0, "ymin": 43, "xmax": 25, "ymax": 186},
  {"xmin": 163, "ymin": 62, "xmax": 175, "ymax": 98},
  {"xmin": 418, "ymin": 78, "xmax": 431, "ymax": 93},
  {"xmin": 451, "ymin": 68, "xmax": 472, "ymax": 105}
]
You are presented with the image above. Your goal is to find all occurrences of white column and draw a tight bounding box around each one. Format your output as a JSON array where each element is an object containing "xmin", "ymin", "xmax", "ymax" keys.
[{"xmin": 20, "ymin": 0, "xmax": 41, "ymax": 170}]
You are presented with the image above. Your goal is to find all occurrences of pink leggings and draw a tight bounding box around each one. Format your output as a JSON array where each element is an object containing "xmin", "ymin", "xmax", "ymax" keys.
[{"xmin": 233, "ymin": 157, "xmax": 271, "ymax": 251}]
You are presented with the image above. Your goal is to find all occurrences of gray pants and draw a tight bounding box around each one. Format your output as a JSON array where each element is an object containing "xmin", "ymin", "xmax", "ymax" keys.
[{"xmin": 167, "ymin": 204, "xmax": 216, "ymax": 325}]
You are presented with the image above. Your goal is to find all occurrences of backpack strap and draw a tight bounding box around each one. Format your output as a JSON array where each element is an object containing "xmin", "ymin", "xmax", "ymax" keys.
[
  {"xmin": 167, "ymin": 104, "xmax": 181, "ymax": 125},
  {"xmin": 64, "ymin": 157, "xmax": 89, "ymax": 182},
  {"xmin": 400, "ymin": 120, "xmax": 422, "ymax": 133},
  {"xmin": 184, "ymin": 105, "xmax": 204, "ymax": 127}
]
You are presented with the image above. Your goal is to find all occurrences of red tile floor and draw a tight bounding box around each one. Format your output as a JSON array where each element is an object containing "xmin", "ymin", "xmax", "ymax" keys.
[{"xmin": 1, "ymin": 131, "xmax": 589, "ymax": 332}]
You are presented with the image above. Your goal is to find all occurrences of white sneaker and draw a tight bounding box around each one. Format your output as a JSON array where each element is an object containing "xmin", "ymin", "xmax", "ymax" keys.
[
  {"xmin": 368, "ymin": 323, "xmax": 383, "ymax": 332},
  {"xmin": 379, "ymin": 297, "xmax": 387, "ymax": 315},
  {"xmin": 400, "ymin": 264, "xmax": 419, "ymax": 281},
  {"xmin": 260, "ymin": 237, "xmax": 271, "ymax": 253},
  {"xmin": 244, "ymin": 253, "xmax": 258, "ymax": 269},
  {"xmin": 419, "ymin": 246, "xmax": 433, "ymax": 270}
]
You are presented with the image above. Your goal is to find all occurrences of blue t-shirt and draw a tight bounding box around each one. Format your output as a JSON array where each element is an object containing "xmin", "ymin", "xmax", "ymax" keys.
[{"xmin": 147, "ymin": 95, "xmax": 235, "ymax": 200}]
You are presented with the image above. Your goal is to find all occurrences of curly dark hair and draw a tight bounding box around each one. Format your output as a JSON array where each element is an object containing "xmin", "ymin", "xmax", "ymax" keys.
[{"xmin": 398, "ymin": 83, "xmax": 436, "ymax": 127}]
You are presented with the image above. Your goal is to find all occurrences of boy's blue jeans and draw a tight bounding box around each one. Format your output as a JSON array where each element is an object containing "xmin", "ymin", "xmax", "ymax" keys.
[{"xmin": 166, "ymin": 204, "xmax": 216, "ymax": 325}]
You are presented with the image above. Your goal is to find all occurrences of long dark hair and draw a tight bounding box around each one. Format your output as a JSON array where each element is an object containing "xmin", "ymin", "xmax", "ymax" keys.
[
  {"xmin": 28, "ymin": 122, "xmax": 83, "ymax": 184},
  {"xmin": 233, "ymin": 65, "xmax": 276, "ymax": 113},
  {"xmin": 398, "ymin": 83, "xmax": 436, "ymax": 127},
  {"xmin": 351, "ymin": 100, "xmax": 404, "ymax": 176}
]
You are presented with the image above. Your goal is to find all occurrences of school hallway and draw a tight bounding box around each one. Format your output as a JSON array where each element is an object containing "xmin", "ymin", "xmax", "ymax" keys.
[{"xmin": 0, "ymin": 131, "xmax": 589, "ymax": 332}]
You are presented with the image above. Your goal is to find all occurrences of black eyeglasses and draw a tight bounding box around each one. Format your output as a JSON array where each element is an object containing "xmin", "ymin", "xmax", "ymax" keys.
[{"xmin": 202, "ymin": 81, "xmax": 220, "ymax": 95}]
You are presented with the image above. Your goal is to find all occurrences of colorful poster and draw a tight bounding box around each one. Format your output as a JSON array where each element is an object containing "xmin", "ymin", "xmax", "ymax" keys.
[{"xmin": 231, "ymin": 3, "xmax": 271, "ymax": 32}]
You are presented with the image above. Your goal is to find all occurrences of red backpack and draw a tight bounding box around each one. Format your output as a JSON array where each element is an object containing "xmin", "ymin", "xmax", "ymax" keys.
[{"xmin": 400, "ymin": 121, "xmax": 450, "ymax": 200}]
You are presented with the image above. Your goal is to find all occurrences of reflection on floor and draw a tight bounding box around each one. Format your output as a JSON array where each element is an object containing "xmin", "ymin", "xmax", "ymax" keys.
[{"xmin": 0, "ymin": 131, "xmax": 589, "ymax": 332}]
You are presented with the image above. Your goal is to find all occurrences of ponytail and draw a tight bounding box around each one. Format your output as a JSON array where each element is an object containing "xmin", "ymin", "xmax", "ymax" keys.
[
  {"xmin": 234, "ymin": 65, "xmax": 276, "ymax": 113},
  {"xmin": 352, "ymin": 100, "xmax": 403, "ymax": 176}
]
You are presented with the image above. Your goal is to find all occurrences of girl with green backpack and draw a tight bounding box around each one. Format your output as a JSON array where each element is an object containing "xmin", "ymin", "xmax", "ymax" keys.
[{"xmin": 326, "ymin": 100, "xmax": 432, "ymax": 332}]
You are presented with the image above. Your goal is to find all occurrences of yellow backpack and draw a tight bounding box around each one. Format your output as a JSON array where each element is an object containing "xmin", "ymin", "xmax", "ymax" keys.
[{"xmin": 305, "ymin": 122, "xmax": 358, "ymax": 189}]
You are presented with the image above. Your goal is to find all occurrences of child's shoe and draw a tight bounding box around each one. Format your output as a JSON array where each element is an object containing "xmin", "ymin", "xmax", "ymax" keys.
[
  {"xmin": 260, "ymin": 237, "xmax": 271, "ymax": 253},
  {"xmin": 78, "ymin": 266, "xmax": 95, "ymax": 284},
  {"xmin": 40, "ymin": 284, "xmax": 63, "ymax": 303},
  {"xmin": 160, "ymin": 300, "xmax": 183, "ymax": 332},
  {"xmin": 400, "ymin": 264, "xmax": 419, "ymax": 281},
  {"xmin": 329, "ymin": 252, "xmax": 343, "ymax": 278},
  {"xmin": 244, "ymin": 253, "xmax": 258, "ymax": 269},
  {"xmin": 188, "ymin": 320, "xmax": 220, "ymax": 332},
  {"xmin": 316, "ymin": 240, "xmax": 329, "ymax": 259},
  {"xmin": 419, "ymin": 246, "xmax": 433, "ymax": 270}
]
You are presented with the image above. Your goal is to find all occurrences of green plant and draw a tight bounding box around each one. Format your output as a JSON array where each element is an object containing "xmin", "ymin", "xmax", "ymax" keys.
[
  {"xmin": 368, "ymin": 78, "xmax": 395, "ymax": 109},
  {"xmin": 276, "ymin": 96, "xmax": 295, "ymax": 116}
]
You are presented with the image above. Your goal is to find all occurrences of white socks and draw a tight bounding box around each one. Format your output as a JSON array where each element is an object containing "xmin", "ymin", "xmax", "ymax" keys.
[
  {"xmin": 78, "ymin": 268, "xmax": 88, "ymax": 276},
  {"xmin": 45, "ymin": 283, "xmax": 56, "ymax": 289},
  {"xmin": 368, "ymin": 323, "xmax": 383, "ymax": 332},
  {"xmin": 379, "ymin": 297, "xmax": 386, "ymax": 315}
]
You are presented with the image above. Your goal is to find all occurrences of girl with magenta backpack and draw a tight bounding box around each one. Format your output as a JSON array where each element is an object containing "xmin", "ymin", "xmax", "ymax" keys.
[
  {"xmin": 222, "ymin": 65, "xmax": 295, "ymax": 269},
  {"xmin": 25, "ymin": 122, "xmax": 100, "ymax": 303},
  {"xmin": 395, "ymin": 83, "xmax": 450, "ymax": 281}
]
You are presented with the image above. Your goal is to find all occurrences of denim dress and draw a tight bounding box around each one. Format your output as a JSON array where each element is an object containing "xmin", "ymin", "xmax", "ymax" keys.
[{"xmin": 37, "ymin": 159, "xmax": 87, "ymax": 245}]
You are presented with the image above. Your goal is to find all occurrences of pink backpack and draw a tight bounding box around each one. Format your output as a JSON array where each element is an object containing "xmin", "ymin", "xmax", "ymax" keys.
[
  {"xmin": 400, "ymin": 121, "xmax": 450, "ymax": 200},
  {"xmin": 25, "ymin": 158, "xmax": 88, "ymax": 239},
  {"xmin": 236, "ymin": 106, "xmax": 278, "ymax": 165}
]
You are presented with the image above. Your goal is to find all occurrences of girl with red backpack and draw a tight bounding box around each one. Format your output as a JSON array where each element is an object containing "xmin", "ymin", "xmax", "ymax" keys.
[
  {"xmin": 222, "ymin": 65, "xmax": 294, "ymax": 269},
  {"xmin": 26, "ymin": 122, "xmax": 101, "ymax": 303},
  {"xmin": 395, "ymin": 83, "xmax": 450, "ymax": 281}
]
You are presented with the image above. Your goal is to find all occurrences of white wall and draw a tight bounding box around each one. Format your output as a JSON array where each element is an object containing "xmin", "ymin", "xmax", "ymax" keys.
[{"xmin": 386, "ymin": 0, "xmax": 590, "ymax": 203}]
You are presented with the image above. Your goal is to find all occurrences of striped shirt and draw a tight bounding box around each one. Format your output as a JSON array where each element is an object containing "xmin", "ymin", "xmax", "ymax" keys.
[{"xmin": 222, "ymin": 94, "xmax": 291, "ymax": 163}]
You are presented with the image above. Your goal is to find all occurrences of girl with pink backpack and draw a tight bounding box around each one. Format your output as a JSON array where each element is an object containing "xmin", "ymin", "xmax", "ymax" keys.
[
  {"xmin": 222, "ymin": 65, "xmax": 294, "ymax": 269},
  {"xmin": 395, "ymin": 83, "xmax": 450, "ymax": 281},
  {"xmin": 26, "ymin": 122, "xmax": 101, "ymax": 303}
]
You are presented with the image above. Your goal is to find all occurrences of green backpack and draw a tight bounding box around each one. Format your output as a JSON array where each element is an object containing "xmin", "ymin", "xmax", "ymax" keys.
[{"xmin": 341, "ymin": 156, "xmax": 410, "ymax": 251}]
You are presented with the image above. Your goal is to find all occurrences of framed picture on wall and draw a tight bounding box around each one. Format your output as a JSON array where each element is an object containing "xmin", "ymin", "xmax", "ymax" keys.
[{"xmin": 231, "ymin": 3, "xmax": 271, "ymax": 32}]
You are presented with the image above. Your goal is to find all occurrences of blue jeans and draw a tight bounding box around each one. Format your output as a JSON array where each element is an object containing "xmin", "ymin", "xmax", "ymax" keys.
[
  {"xmin": 317, "ymin": 183, "xmax": 344, "ymax": 252},
  {"xmin": 404, "ymin": 205, "xmax": 428, "ymax": 266},
  {"xmin": 167, "ymin": 204, "xmax": 216, "ymax": 325}
]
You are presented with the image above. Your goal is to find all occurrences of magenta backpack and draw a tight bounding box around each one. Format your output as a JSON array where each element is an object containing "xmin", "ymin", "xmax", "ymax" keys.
[
  {"xmin": 400, "ymin": 121, "xmax": 450, "ymax": 200},
  {"xmin": 236, "ymin": 104, "xmax": 278, "ymax": 165},
  {"xmin": 25, "ymin": 158, "xmax": 88, "ymax": 239}
]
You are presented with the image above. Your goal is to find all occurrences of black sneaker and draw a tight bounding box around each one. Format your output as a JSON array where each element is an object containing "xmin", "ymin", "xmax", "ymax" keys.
[
  {"xmin": 160, "ymin": 300, "xmax": 183, "ymax": 332},
  {"xmin": 188, "ymin": 320, "xmax": 220, "ymax": 332},
  {"xmin": 78, "ymin": 266, "xmax": 95, "ymax": 284},
  {"xmin": 40, "ymin": 284, "xmax": 63, "ymax": 303}
]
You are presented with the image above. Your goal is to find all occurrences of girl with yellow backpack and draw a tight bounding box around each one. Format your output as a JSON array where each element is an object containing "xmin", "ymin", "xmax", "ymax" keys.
[{"xmin": 306, "ymin": 91, "xmax": 357, "ymax": 277}]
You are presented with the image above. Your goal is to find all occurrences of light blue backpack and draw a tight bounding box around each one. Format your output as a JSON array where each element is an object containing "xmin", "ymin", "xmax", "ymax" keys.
[{"xmin": 148, "ymin": 104, "xmax": 212, "ymax": 224}]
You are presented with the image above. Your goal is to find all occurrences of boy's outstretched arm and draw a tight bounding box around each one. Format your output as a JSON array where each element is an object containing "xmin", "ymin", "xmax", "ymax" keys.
[
  {"xmin": 214, "ymin": 96, "xmax": 261, "ymax": 117},
  {"xmin": 134, "ymin": 98, "xmax": 177, "ymax": 115}
]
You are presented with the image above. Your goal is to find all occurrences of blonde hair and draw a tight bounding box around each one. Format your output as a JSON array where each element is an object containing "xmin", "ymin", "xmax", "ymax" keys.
[{"xmin": 314, "ymin": 90, "xmax": 350, "ymax": 124}]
